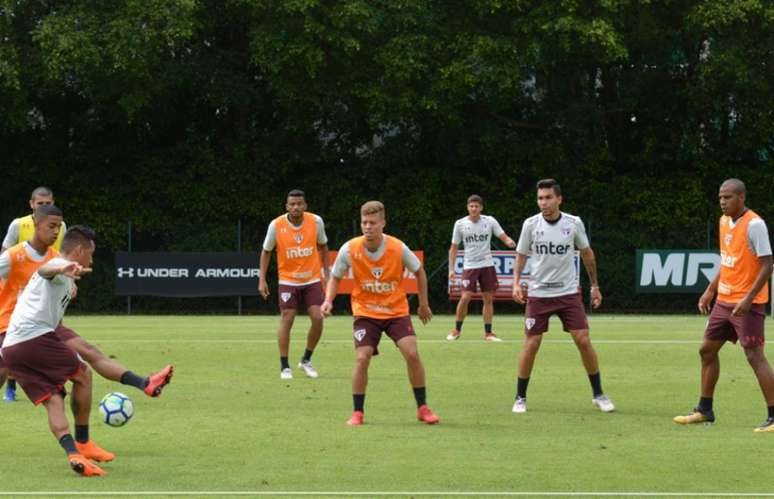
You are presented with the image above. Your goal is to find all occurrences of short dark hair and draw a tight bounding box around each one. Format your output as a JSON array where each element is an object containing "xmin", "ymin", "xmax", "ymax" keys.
[
  {"xmin": 467, "ymin": 194, "xmax": 484, "ymax": 206},
  {"xmin": 721, "ymin": 178, "xmax": 746, "ymax": 195},
  {"xmin": 30, "ymin": 186, "xmax": 53, "ymax": 200},
  {"xmin": 536, "ymin": 178, "xmax": 562, "ymax": 196},
  {"xmin": 287, "ymin": 189, "xmax": 305, "ymax": 200},
  {"xmin": 60, "ymin": 225, "xmax": 96, "ymax": 254},
  {"xmin": 33, "ymin": 204, "xmax": 63, "ymax": 222}
]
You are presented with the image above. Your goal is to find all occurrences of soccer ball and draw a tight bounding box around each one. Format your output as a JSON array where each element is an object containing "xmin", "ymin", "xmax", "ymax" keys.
[{"xmin": 99, "ymin": 392, "xmax": 134, "ymax": 427}]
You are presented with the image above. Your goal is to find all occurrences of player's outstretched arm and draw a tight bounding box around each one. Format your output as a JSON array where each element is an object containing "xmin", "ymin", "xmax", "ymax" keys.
[
  {"xmin": 258, "ymin": 250, "xmax": 272, "ymax": 299},
  {"xmin": 512, "ymin": 253, "xmax": 528, "ymax": 304},
  {"xmin": 415, "ymin": 266, "xmax": 432, "ymax": 325},
  {"xmin": 321, "ymin": 276, "xmax": 341, "ymax": 318},
  {"xmin": 498, "ymin": 233, "xmax": 516, "ymax": 249},
  {"xmin": 580, "ymin": 247, "xmax": 602, "ymax": 308},
  {"xmin": 38, "ymin": 261, "xmax": 90, "ymax": 280}
]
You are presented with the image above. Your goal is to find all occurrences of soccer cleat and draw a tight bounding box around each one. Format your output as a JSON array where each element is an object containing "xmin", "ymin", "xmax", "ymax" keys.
[
  {"xmin": 484, "ymin": 332, "xmax": 503, "ymax": 342},
  {"xmin": 417, "ymin": 405, "xmax": 440, "ymax": 424},
  {"xmin": 446, "ymin": 329, "xmax": 461, "ymax": 341},
  {"xmin": 512, "ymin": 396, "xmax": 527, "ymax": 413},
  {"xmin": 2, "ymin": 386, "xmax": 16, "ymax": 402},
  {"xmin": 298, "ymin": 360, "xmax": 319, "ymax": 379},
  {"xmin": 592, "ymin": 395, "xmax": 615, "ymax": 413},
  {"xmin": 280, "ymin": 368, "xmax": 293, "ymax": 380},
  {"xmin": 144, "ymin": 364, "xmax": 173, "ymax": 397},
  {"xmin": 68, "ymin": 454, "xmax": 107, "ymax": 477},
  {"xmin": 673, "ymin": 408, "xmax": 715, "ymax": 424},
  {"xmin": 347, "ymin": 410, "xmax": 364, "ymax": 426},
  {"xmin": 753, "ymin": 417, "xmax": 774, "ymax": 433},
  {"xmin": 75, "ymin": 440, "xmax": 115, "ymax": 462}
]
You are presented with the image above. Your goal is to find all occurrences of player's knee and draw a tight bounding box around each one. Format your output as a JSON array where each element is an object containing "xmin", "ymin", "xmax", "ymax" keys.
[
  {"xmin": 355, "ymin": 351, "xmax": 372, "ymax": 366},
  {"xmin": 699, "ymin": 345, "xmax": 717, "ymax": 361},
  {"xmin": 743, "ymin": 347, "xmax": 765, "ymax": 366}
]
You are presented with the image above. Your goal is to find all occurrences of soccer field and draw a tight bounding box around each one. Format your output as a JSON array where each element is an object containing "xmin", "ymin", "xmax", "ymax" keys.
[{"xmin": 2, "ymin": 314, "xmax": 774, "ymax": 498}]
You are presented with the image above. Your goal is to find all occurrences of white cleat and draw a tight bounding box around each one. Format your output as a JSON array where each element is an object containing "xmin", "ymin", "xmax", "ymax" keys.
[
  {"xmin": 592, "ymin": 395, "xmax": 615, "ymax": 413},
  {"xmin": 298, "ymin": 361, "xmax": 319, "ymax": 379},
  {"xmin": 512, "ymin": 396, "xmax": 527, "ymax": 413},
  {"xmin": 280, "ymin": 368, "xmax": 293, "ymax": 380},
  {"xmin": 484, "ymin": 333, "xmax": 503, "ymax": 342}
]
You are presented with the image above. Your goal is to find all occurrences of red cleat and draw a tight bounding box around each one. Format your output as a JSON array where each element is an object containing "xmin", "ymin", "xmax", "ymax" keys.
[
  {"xmin": 68, "ymin": 453, "xmax": 107, "ymax": 477},
  {"xmin": 75, "ymin": 440, "xmax": 115, "ymax": 462},
  {"xmin": 347, "ymin": 410, "xmax": 364, "ymax": 426},
  {"xmin": 144, "ymin": 364, "xmax": 173, "ymax": 397},
  {"xmin": 417, "ymin": 405, "xmax": 440, "ymax": 424}
]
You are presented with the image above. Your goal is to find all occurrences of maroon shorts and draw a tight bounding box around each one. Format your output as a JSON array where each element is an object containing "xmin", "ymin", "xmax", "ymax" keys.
[
  {"xmin": 704, "ymin": 301, "xmax": 765, "ymax": 348},
  {"xmin": 1, "ymin": 332, "xmax": 86, "ymax": 405},
  {"xmin": 278, "ymin": 282, "xmax": 324, "ymax": 311},
  {"xmin": 461, "ymin": 266, "xmax": 498, "ymax": 293},
  {"xmin": 0, "ymin": 332, "xmax": 6, "ymax": 370},
  {"xmin": 524, "ymin": 293, "xmax": 588, "ymax": 335},
  {"xmin": 53, "ymin": 324, "xmax": 81, "ymax": 342},
  {"xmin": 352, "ymin": 316, "xmax": 415, "ymax": 354}
]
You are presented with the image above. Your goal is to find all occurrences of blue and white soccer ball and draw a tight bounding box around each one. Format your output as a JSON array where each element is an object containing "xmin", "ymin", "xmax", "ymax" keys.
[{"xmin": 99, "ymin": 392, "xmax": 134, "ymax": 427}]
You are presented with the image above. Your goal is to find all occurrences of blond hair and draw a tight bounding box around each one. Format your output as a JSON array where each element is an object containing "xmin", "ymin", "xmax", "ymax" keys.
[{"xmin": 360, "ymin": 200, "xmax": 385, "ymax": 219}]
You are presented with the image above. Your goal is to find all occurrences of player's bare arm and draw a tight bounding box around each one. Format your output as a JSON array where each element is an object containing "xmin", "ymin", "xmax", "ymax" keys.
[
  {"xmin": 38, "ymin": 260, "xmax": 90, "ymax": 280},
  {"xmin": 698, "ymin": 272, "xmax": 720, "ymax": 314},
  {"xmin": 415, "ymin": 266, "xmax": 432, "ymax": 325},
  {"xmin": 447, "ymin": 244, "xmax": 458, "ymax": 281},
  {"xmin": 321, "ymin": 276, "xmax": 341, "ymax": 317},
  {"xmin": 498, "ymin": 233, "xmax": 516, "ymax": 249},
  {"xmin": 511, "ymin": 252, "xmax": 528, "ymax": 304},
  {"xmin": 318, "ymin": 243, "xmax": 330, "ymax": 287},
  {"xmin": 733, "ymin": 254, "xmax": 773, "ymax": 317},
  {"xmin": 258, "ymin": 250, "xmax": 272, "ymax": 299},
  {"xmin": 580, "ymin": 247, "xmax": 602, "ymax": 308}
]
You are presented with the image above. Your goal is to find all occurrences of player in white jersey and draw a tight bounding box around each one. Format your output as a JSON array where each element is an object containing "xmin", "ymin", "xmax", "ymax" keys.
[
  {"xmin": 447, "ymin": 195, "xmax": 516, "ymax": 342},
  {"xmin": 510, "ymin": 179, "xmax": 614, "ymax": 414}
]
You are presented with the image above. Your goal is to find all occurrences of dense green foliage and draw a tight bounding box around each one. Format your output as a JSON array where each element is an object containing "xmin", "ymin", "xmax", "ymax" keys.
[
  {"xmin": 3, "ymin": 315, "xmax": 774, "ymax": 494},
  {"xmin": 1, "ymin": 1, "xmax": 771, "ymax": 312}
]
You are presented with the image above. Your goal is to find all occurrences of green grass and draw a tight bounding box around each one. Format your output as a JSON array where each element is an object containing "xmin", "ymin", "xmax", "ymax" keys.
[{"xmin": 2, "ymin": 314, "xmax": 774, "ymax": 497}]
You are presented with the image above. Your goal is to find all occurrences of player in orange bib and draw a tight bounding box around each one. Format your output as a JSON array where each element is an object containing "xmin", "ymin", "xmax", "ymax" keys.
[
  {"xmin": 321, "ymin": 201, "xmax": 438, "ymax": 426},
  {"xmin": 259, "ymin": 189, "xmax": 330, "ymax": 380},
  {"xmin": 673, "ymin": 179, "xmax": 774, "ymax": 432}
]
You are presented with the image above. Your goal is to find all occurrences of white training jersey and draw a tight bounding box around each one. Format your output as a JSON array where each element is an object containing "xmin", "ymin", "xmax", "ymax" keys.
[
  {"xmin": 451, "ymin": 215, "xmax": 505, "ymax": 269},
  {"xmin": 516, "ymin": 212, "xmax": 589, "ymax": 298},
  {"xmin": 3, "ymin": 257, "xmax": 75, "ymax": 348}
]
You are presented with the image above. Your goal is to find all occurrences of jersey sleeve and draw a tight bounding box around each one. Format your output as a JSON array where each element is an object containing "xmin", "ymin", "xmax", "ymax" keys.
[
  {"xmin": 331, "ymin": 242, "xmax": 352, "ymax": 279},
  {"xmin": 490, "ymin": 216, "xmax": 505, "ymax": 238},
  {"xmin": 401, "ymin": 243, "xmax": 421, "ymax": 273},
  {"xmin": 2, "ymin": 219, "xmax": 19, "ymax": 251},
  {"xmin": 315, "ymin": 215, "xmax": 328, "ymax": 245},
  {"xmin": 573, "ymin": 217, "xmax": 590, "ymax": 250},
  {"xmin": 262, "ymin": 220, "xmax": 277, "ymax": 251},
  {"xmin": 748, "ymin": 218, "xmax": 773, "ymax": 257},
  {"xmin": 451, "ymin": 220, "xmax": 462, "ymax": 245},
  {"xmin": 0, "ymin": 251, "xmax": 11, "ymax": 279},
  {"xmin": 516, "ymin": 219, "xmax": 532, "ymax": 255}
]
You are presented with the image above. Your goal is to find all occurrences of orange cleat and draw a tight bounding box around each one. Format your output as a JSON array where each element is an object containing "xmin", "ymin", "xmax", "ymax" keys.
[
  {"xmin": 144, "ymin": 364, "xmax": 173, "ymax": 397},
  {"xmin": 417, "ymin": 405, "xmax": 440, "ymax": 424},
  {"xmin": 347, "ymin": 410, "xmax": 364, "ymax": 426},
  {"xmin": 68, "ymin": 454, "xmax": 107, "ymax": 477},
  {"xmin": 75, "ymin": 440, "xmax": 115, "ymax": 462}
]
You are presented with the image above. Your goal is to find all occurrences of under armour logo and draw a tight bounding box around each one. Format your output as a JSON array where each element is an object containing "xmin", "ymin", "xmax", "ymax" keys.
[
  {"xmin": 281, "ymin": 292, "xmax": 291, "ymax": 302},
  {"xmin": 354, "ymin": 329, "xmax": 366, "ymax": 341},
  {"xmin": 117, "ymin": 267, "xmax": 134, "ymax": 278},
  {"xmin": 525, "ymin": 318, "xmax": 535, "ymax": 330}
]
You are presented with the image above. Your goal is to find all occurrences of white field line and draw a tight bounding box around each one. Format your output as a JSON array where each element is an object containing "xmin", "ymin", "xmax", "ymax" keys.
[
  {"xmin": 82, "ymin": 338, "xmax": 699, "ymax": 344},
  {"xmin": 0, "ymin": 493, "xmax": 769, "ymax": 498}
]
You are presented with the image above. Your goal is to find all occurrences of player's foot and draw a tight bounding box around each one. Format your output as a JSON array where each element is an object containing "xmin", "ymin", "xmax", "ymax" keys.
[
  {"xmin": 753, "ymin": 417, "xmax": 774, "ymax": 433},
  {"xmin": 484, "ymin": 332, "xmax": 503, "ymax": 342},
  {"xmin": 144, "ymin": 364, "xmax": 173, "ymax": 397},
  {"xmin": 68, "ymin": 454, "xmax": 107, "ymax": 477},
  {"xmin": 280, "ymin": 368, "xmax": 293, "ymax": 380},
  {"xmin": 75, "ymin": 440, "xmax": 115, "ymax": 462},
  {"xmin": 512, "ymin": 396, "xmax": 527, "ymax": 413},
  {"xmin": 2, "ymin": 387, "xmax": 16, "ymax": 402},
  {"xmin": 446, "ymin": 329, "xmax": 461, "ymax": 341},
  {"xmin": 347, "ymin": 410, "xmax": 364, "ymax": 426},
  {"xmin": 298, "ymin": 360, "xmax": 319, "ymax": 379},
  {"xmin": 673, "ymin": 408, "xmax": 715, "ymax": 424},
  {"xmin": 417, "ymin": 404, "xmax": 440, "ymax": 424},
  {"xmin": 592, "ymin": 394, "xmax": 615, "ymax": 413}
]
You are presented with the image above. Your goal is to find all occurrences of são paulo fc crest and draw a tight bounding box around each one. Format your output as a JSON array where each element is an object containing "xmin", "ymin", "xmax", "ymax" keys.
[
  {"xmin": 461, "ymin": 279, "xmax": 470, "ymax": 288},
  {"xmin": 525, "ymin": 318, "xmax": 536, "ymax": 330},
  {"xmin": 724, "ymin": 234, "xmax": 732, "ymax": 246},
  {"xmin": 293, "ymin": 233, "xmax": 304, "ymax": 244},
  {"xmin": 354, "ymin": 329, "xmax": 367, "ymax": 341},
  {"xmin": 562, "ymin": 227, "xmax": 572, "ymax": 236},
  {"xmin": 280, "ymin": 292, "xmax": 291, "ymax": 303},
  {"xmin": 371, "ymin": 267, "xmax": 383, "ymax": 279}
]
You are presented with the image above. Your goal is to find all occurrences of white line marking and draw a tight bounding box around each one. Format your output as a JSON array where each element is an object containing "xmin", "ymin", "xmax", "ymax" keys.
[
  {"xmin": 3, "ymin": 492, "xmax": 774, "ymax": 497},
  {"xmin": 83, "ymin": 338, "xmax": 699, "ymax": 344}
]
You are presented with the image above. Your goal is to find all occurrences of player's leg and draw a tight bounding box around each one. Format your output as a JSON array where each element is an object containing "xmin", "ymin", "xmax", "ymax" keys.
[
  {"xmin": 0, "ymin": 334, "xmax": 15, "ymax": 402},
  {"xmin": 450, "ymin": 269, "xmax": 478, "ymax": 340},
  {"xmin": 349, "ymin": 345, "xmax": 374, "ymax": 425},
  {"xmin": 62, "ymin": 333, "xmax": 172, "ymax": 397},
  {"xmin": 568, "ymin": 328, "xmax": 614, "ymax": 412},
  {"xmin": 277, "ymin": 286, "xmax": 300, "ymax": 378},
  {"xmin": 68, "ymin": 364, "xmax": 114, "ymax": 462},
  {"xmin": 298, "ymin": 282, "xmax": 325, "ymax": 378},
  {"xmin": 513, "ymin": 299, "xmax": 550, "ymax": 413},
  {"xmin": 480, "ymin": 267, "xmax": 501, "ymax": 341},
  {"xmin": 391, "ymin": 319, "xmax": 439, "ymax": 424},
  {"xmin": 735, "ymin": 306, "xmax": 774, "ymax": 432}
]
